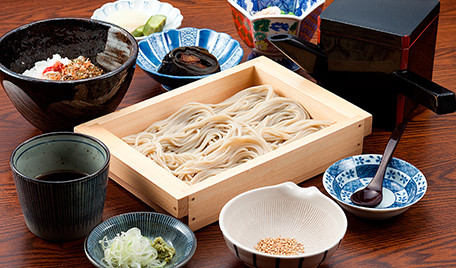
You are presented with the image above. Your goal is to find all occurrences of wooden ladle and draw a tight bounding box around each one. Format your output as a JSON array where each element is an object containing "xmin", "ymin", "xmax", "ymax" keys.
[{"xmin": 350, "ymin": 122, "xmax": 407, "ymax": 208}]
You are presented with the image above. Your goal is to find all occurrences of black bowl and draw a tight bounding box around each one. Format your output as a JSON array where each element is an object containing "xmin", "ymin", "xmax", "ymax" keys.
[{"xmin": 0, "ymin": 18, "xmax": 138, "ymax": 132}]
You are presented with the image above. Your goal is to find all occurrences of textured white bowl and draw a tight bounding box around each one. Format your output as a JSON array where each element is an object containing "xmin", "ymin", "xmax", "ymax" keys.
[
  {"xmin": 219, "ymin": 182, "xmax": 347, "ymax": 268},
  {"xmin": 91, "ymin": 0, "xmax": 183, "ymax": 41}
]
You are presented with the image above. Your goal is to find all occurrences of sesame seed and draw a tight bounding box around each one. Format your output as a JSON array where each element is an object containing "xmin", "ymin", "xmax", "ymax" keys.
[{"xmin": 254, "ymin": 236, "xmax": 305, "ymax": 256}]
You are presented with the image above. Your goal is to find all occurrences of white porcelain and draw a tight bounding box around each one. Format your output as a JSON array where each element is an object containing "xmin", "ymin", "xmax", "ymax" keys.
[
  {"xmin": 219, "ymin": 182, "xmax": 347, "ymax": 268},
  {"xmin": 91, "ymin": 0, "xmax": 183, "ymax": 41}
]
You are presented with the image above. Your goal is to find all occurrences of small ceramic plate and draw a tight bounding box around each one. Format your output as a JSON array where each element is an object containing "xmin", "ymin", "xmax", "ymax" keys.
[
  {"xmin": 323, "ymin": 154, "xmax": 427, "ymax": 220},
  {"xmin": 91, "ymin": 0, "xmax": 183, "ymax": 41},
  {"xmin": 84, "ymin": 212, "xmax": 197, "ymax": 268},
  {"xmin": 137, "ymin": 27, "xmax": 243, "ymax": 90}
]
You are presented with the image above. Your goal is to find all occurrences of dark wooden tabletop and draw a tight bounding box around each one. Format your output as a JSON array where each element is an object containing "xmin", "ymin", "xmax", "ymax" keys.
[{"xmin": 1, "ymin": 0, "xmax": 456, "ymax": 267}]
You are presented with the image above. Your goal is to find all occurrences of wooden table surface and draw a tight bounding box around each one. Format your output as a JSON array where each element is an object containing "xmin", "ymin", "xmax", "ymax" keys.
[{"xmin": 1, "ymin": 0, "xmax": 456, "ymax": 267}]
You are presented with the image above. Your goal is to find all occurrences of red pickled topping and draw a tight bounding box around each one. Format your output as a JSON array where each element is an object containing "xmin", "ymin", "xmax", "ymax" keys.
[{"xmin": 42, "ymin": 61, "xmax": 64, "ymax": 74}]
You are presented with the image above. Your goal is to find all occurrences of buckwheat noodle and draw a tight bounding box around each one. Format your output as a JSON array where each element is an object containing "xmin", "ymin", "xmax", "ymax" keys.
[{"xmin": 123, "ymin": 85, "xmax": 333, "ymax": 184}]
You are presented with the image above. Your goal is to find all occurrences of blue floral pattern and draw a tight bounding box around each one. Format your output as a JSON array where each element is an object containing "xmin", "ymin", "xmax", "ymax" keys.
[
  {"xmin": 180, "ymin": 28, "xmax": 198, "ymax": 47},
  {"xmin": 136, "ymin": 28, "xmax": 243, "ymax": 89},
  {"xmin": 323, "ymin": 154, "xmax": 427, "ymax": 209},
  {"xmin": 413, "ymin": 173, "xmax": 427, "ymax": 194},
  {"xmin": 394, "ymin": 189, "xmax": 408, "ymax": 204}
]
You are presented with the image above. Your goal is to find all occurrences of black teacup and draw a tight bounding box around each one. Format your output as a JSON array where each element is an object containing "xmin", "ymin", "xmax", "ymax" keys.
[{"xmin": 10, "ymin": 132, "xmax": 110, "ymax": 241}]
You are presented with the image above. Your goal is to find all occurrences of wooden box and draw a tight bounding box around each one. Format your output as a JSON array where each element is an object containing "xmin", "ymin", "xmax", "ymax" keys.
[{"xmin": 75, "ymin": 56, "xmax": 372, "ymax": 230}]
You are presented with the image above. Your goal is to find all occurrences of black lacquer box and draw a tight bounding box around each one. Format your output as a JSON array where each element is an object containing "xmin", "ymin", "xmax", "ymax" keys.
[
  {"xmin": 269, "ymin": 0, "xmax": 455, "ymax": 130},
  {"xmin": 319, "ymin": 0, "xmax": 442, "ymax": 129}
]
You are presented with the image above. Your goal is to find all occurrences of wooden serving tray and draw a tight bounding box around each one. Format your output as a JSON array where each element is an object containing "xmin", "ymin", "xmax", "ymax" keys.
[{"xmin": 75, "ymin": 56, "xmax": 372, "ymax": 230}]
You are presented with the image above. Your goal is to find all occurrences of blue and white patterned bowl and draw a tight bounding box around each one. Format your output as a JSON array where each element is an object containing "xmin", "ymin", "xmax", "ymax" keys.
[
  {"xmin": 228, "ymin": 0, "xmax": 324, "ymax": 55},
  {"xmin": 91, "ymin": 0, "xmax": 183, "ymax": 41},
  {"xmin": 228, "ymin": 0, "xmax": 324, "ymax": 70},
  {"xmin": 137, "ymin": 27, "xmax": 244, "ymax": 90},
  {"xmin": 84, "ymin": 212, "xmax": 197, "ymax": 268},
  {"xmin": 323, "ymin": 154, "xmax": 427, "ymax": 220}
]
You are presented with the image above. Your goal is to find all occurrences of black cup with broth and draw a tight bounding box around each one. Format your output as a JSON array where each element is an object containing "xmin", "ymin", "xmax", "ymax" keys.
[{"xmin": 10, "ymin": 132, "xmax": 110, "ymax": 241}]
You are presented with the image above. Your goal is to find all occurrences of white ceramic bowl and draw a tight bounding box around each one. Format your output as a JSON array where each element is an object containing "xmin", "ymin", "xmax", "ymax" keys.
[
  {"xmin": 323, "ymin": 154, "xmax": 427, "ymax": 220},
  {"xmin": 91, "ymin": 0, "xmax": 183, "ymax": 41},
  {"xmin": 219, "ymin": 182, "xmax": 347, "ymax": 268}
]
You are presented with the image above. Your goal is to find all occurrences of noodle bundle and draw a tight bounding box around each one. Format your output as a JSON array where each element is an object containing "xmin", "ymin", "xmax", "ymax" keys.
[{"xmin": 123, "ymin": 85, "xmax": 333, "ymax": 184}]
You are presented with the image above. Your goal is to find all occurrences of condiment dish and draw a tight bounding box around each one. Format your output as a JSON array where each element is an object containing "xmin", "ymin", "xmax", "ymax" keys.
[
  {"xmin": 84, "ymin": 211, "xmax": 197, "ymax": 268},
  {"xmin": 323, "ymin": 154, "xmax": 427, "ymax": 220},
  {"xmin": 219, "ymin": 182, "xmax": 347, "ymax": 268},
  {"xmin": 0, "ymin": 18, "xmax": 138, "ymax": 132},
  {"xmin": 137, "ymin": 27, "xmax": 243, "ymax": 89},
  {"xmin": 91, "ymin": 0, "xmax": 183, "ymax": 41}
]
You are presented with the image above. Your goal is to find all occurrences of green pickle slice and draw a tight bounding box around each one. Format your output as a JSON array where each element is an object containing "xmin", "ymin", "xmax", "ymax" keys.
[
  {"xmin": 143, "ymin": 14, "xmax": 167, "ymax": 36},
  {"xmin": 131, "ymin": 25, "xmax": 144, "ymax": 37}
]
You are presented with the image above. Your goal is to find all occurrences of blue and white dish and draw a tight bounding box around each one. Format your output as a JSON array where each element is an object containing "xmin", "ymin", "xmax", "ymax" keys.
[
  {"xmin": 84, "ymin": 212, "xmax": 197, "ymax": 268},
  {"xmin": 227, "ymin": 0, "xmax": 324, "ymax": 70},
  {"xmin": 323, "ymin": 154, "xmax": 427, "ymax": 220},
  {"xmin": 137, "ymin": 27, "xmax": 244, "ymax": 90},
  {"xmin": 91, "ymin": 0, "xmax": 183, "ymax": 41}
]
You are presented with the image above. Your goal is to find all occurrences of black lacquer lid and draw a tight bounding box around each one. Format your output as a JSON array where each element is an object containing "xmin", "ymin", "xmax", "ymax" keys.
[{"xmin": 319, "ymin": 0, "xmax": 440, "ymax": 48}]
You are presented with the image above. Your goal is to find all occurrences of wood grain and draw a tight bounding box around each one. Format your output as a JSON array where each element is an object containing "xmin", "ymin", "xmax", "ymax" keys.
[
  {"xmin": 0, "ymin": 0, "xmax": 455, "ymax": 267},
  {"xmin": 75, "ymin": 56, "xmax": 371, "ymax": 231}
]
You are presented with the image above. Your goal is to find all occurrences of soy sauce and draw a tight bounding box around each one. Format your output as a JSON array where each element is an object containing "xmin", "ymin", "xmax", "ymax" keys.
[{"xmin": 35, "ymin": 170, "xmax": 88, "ymax": 182}]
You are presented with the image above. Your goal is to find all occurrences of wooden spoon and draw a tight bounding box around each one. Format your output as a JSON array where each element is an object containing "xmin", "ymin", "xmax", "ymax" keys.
[{"xmin": 350, "ymin": 122, "xmax": 407, "ymax": 208}]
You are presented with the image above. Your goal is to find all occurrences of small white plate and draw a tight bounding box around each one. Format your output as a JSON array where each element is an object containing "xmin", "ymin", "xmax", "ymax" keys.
[{"xmin": 91, "ymin": 0, "xmax": 183, "ymax": 41}]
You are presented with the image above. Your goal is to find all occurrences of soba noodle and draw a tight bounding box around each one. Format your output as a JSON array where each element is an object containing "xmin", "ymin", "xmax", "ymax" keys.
[{"xmin": 123, "ymin": 85, "xmax": 333, "ymax": 184}]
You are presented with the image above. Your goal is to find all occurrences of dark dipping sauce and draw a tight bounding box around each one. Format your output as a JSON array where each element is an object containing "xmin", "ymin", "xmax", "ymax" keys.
[{"xmin": 35, "ymin": 170, "xmax": 88, "ymax": 182}]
